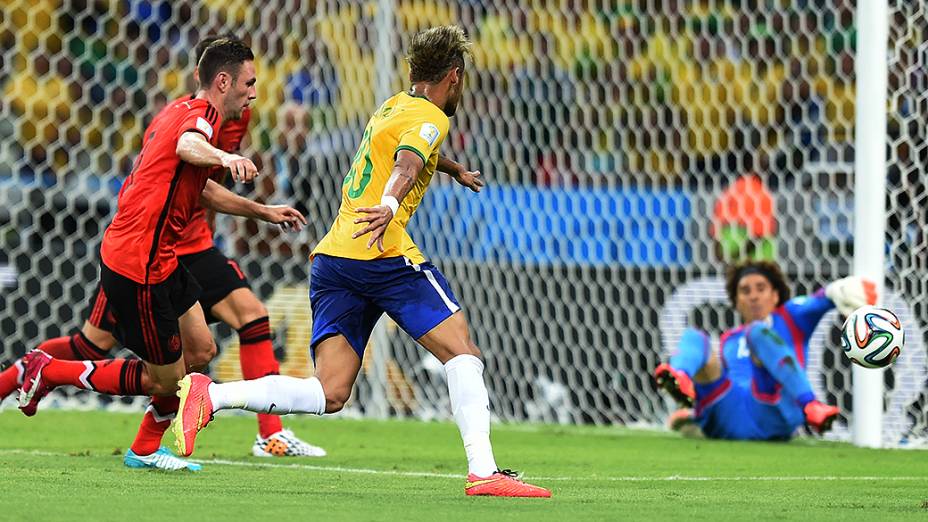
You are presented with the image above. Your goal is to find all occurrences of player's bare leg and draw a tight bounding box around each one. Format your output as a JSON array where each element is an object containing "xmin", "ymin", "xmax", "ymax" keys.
[
  {"xmin": 695, "ymin": 352, "xmax": 723, "ymax": 383},
  {"xmin": 171, "ymin": 333, "xmax": 345, "ymax": 457},
  {"xmin": 80, "ymin": 321, "xmax": 118, "ymax": 352},
  {"xmin": 177, "ymin": 302, "xmax": 217, "ymax": 374},
  {"xmin": 208, "ymin": 288, "xmax": 265, "ymax": 331},
  {"xmin": 125, "ymin": 303, "xmax": 216, "ymax": 469},
  {"xmin": 417, "ymin": 311, "xmax": 551, "ymax": 498},
  {"xmin": 210, "ymin": 288, "xmax": 326, "ymax": 457},
  {"xmin": 312, "ymin": 335, "xmax": 363, "ymax": 413},
  {"xmin": 125, "ymin": 306, "xmax": 215, "ymax": 470}
]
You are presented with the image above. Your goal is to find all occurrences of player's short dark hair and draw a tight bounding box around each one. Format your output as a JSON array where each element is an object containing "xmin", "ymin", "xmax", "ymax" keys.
[
  {"xmin": 725, "ymin": 260, "xmax": 791, "ymax": 307},
  {"xmin": 197, "ymin": 37, "xmax": 254, "ymax": 88},
  {"xmin": 406, "ymin": 25, "xmax": 472, "ymax": 83},
  {"xmin": 195, "ymin": 33, "xmax": 241, "ymax": 65}
]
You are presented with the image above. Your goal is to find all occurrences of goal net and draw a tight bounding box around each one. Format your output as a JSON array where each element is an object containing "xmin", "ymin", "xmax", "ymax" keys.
[{"xmin": 1, "ymin": 1, "xmax": 925, "ymax": 445}]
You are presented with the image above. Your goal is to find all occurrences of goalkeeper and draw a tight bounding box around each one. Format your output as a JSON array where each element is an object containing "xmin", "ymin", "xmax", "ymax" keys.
[{"xmin": 654, "ymin": 260, "xmax": 876, "ymax": 440}]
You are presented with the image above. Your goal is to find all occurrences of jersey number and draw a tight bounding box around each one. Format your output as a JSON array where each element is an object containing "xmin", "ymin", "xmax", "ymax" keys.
[{"xmin": 344, "ymin": 126, "xmax": 373, "ymax": 198}]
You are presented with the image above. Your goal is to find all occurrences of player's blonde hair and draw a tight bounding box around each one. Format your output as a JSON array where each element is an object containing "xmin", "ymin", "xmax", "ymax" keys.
[{"xmin": 406, "ymin": 25, "xmax": 472, "ymax": 84}]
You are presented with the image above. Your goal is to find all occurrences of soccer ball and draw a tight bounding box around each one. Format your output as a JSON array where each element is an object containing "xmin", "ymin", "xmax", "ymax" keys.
[{"xmin": 840, "ymin": 306, "xmax": 904, "ymax": 369}]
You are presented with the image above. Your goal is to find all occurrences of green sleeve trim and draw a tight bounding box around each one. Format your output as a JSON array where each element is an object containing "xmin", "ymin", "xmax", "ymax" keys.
[{"xmin": 394, "ymin": 145, "xmax": 427, "ymax": 165}]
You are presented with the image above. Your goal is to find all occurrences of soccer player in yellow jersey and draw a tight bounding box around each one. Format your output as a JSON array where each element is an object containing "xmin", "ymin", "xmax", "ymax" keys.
[{"xmin": 172, "ymin": 26, "xmax": 551, "ymax": 498}]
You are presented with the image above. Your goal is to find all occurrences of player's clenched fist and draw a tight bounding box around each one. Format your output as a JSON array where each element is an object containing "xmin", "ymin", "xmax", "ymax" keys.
[{"xmin": 222, "ymin": 153, "xmax": 258, "ymax": 183}]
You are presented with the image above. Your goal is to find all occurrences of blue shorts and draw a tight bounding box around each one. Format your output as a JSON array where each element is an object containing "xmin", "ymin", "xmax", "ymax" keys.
[
  {"xmin": 309, "ymin": 254, "xmax": 461, "ymax": 358},
  {"xmin": 694, "ymin": 367, "xmax": 805, "ymax": 441}
]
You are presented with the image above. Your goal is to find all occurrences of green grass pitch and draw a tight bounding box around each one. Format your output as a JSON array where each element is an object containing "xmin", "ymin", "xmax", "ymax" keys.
[{"xmin": 2, "ymin": 410, "xmax": 928, "ymax": 521}]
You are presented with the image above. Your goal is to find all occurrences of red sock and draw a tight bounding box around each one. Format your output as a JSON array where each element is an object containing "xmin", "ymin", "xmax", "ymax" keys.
[
  {"xmin": 238, "ymin": 317, "xmax": 283, "ymax": 438},
  {"xmin": 0, "ymin": 360, "xmax": 24, "ymax": 400},
  {"xmin": 44, "ymin": 358, "xmax": 145, "ymax": 395},
  {"xmin": 1, "ymin": 333, "xmax": 111, "ymax": 400},
  {"xmin": 130, "ymin": 395, "xmax": 179, "ymax": 456},
  {"xmin": 36, "ymin": 336, "xmax": 74, "ymax": 359},
  {"xmin": 38, "ymin": 332, "xmax": 110, "ymax": 361}
]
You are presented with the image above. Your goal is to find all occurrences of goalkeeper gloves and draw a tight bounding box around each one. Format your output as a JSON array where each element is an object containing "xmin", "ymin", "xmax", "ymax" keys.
[{"xmin": 825, "ymin": 276, "xmax": 878, "ymax": 316}]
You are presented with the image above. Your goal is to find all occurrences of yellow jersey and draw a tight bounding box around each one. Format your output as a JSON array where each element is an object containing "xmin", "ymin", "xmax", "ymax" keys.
[{"xmin": 312, "ymin": 91, "xmax": 450, "ymax": 264}]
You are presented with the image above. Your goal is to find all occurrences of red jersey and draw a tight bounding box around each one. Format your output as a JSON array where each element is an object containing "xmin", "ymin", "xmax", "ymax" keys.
[
  {"xmin": 101, "ymin": 98, "xmax": 223, "ymax": 284},
  {"xmin": 175, "ymin": 105, "xmax": 252, "ymax": 256}
]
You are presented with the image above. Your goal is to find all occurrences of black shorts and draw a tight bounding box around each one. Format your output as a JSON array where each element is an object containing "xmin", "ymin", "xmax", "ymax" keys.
[
  {"xmin": 100, "ymin": 262, "xmax": 201, "ymax": 365},
  {"xmin": 178, "ymin": 247, "xmax": 250, "ymax": 324},
  {"xmin": 84, "ymin": 282, "xmax": 117, "ymax": 334}
]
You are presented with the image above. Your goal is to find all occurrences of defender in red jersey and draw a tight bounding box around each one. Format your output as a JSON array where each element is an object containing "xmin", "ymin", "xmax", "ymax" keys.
[
  {"xmin": 17, "ymin": 39, "xmax": 303, "ymax": 433},
  {"xmin": 9, "ymin": 37, "xmax": 319, "ymax": 468},
  {"xmin": 125, "ymin": 35, "xmax": 324, "ymax": 460}
]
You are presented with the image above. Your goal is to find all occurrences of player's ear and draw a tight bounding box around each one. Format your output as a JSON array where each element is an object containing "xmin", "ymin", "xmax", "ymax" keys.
[
  {"xmin": 216, "ymin": 71, "xmax": 230, "ymax": 93},
  {"xmin": 440, "ymin": 66, "xmax": 458, "ymax": 88}
]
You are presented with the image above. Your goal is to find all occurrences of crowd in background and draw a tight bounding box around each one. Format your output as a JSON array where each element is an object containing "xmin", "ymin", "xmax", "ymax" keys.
[
  {"xmin": 0, "ymin": 0, "xmax": 873, "ymax": 189},
  {"xmin": 0, "ymin": 0, "xmax": 924, "ymax": 266}
]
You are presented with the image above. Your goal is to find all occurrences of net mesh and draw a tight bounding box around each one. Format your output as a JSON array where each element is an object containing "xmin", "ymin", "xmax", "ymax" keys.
[{"xmin": 0, "ymin": 1, "xmax": 925, "ymax": 445}]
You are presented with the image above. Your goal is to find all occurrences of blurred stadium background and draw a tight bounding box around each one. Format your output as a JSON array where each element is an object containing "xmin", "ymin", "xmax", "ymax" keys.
[{"xmin": 0, "ymin": 0, "xmax": 926, "ymax": 445}]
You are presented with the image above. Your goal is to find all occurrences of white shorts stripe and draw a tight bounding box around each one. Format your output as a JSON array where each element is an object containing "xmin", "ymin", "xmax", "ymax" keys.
[
  {"xmin": 423, "ymin": 269, "xmax": 460, "ymax": 314},
  {"xmin": 403, "ymin": 256, "xmax": 421, "ymax": 272},
  {"xmin": 403, "ymin": 256, "xmax": 459, "ymax": 314}
]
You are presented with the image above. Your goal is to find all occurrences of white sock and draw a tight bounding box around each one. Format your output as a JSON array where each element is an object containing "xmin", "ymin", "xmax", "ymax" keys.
[
  {"xmin": 445, "ymin": 354, "xmax": 498, "ymax": 477},
  {"xmin": 208, "ymin": 375, "xmax": 325, "ymax": 415}
]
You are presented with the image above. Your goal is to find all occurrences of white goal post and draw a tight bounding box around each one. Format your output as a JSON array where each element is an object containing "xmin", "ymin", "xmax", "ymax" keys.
[{"xmin": 852, "ymin": 0, "xmax": 888, "ymax": 448}]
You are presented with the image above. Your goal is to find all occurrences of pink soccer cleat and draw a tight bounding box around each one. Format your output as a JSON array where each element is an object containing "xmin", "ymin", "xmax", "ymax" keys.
[
  {"xmin": 804, "ymin": 400, "xmax": 840, "ymax": 435},
  {"xmin": 654, "ymin": 363, "xmax": 695, "ymax": 408},
  {"xmin": 464, "ymin": 469, "xmax": 551, "ymax": 498},
  {"xmin": 171, "ymin": 373, "xmax": 214, "ymax": 457},
  {"xmin": 18, "ymin": 350, "xmax": 54, "ymax": 417}
]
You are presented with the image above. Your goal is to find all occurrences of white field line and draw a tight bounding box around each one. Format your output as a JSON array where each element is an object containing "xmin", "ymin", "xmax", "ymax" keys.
[{"xmin": 1, "ymin": 448, "xmax": 927, "ymax": 482}]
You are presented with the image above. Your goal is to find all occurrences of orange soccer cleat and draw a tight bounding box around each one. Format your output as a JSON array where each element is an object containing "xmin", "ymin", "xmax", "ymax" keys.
[
  {"xmin": 653, "ymin": 363, "xmax": 695, "ymax": 408},
  {"xmin": 804, "ymin": 400, "xmax": 840, "ymax": 435},
  {"xmin": 464, "ymin": 469, "xmax": 551, "ymax": 498},
  {"xmin": 171, "ymin": 373, "xmax": 214, "ymax": 457}
]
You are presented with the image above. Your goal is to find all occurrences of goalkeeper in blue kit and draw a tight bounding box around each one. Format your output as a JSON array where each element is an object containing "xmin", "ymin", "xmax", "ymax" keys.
[{"xmin": 654, "ymin": 260, "xmax": 876, "ymax": 440}]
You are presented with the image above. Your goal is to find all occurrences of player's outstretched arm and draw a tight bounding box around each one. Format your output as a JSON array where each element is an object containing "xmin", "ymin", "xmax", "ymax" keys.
[
  {"xmin": 352, "ymin": 149, "xmax": 423, "ymax": 252},
  {"xmin": 200, "ymin": 179, "xmax": 306, "ymax": 231},
  {"xmin": 437, "ymin": 155, "xmax": 483, "ymax": 193},
  {"xmin": 176, "ymin": 131, "xmax": 258, "ymax": 183}
]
